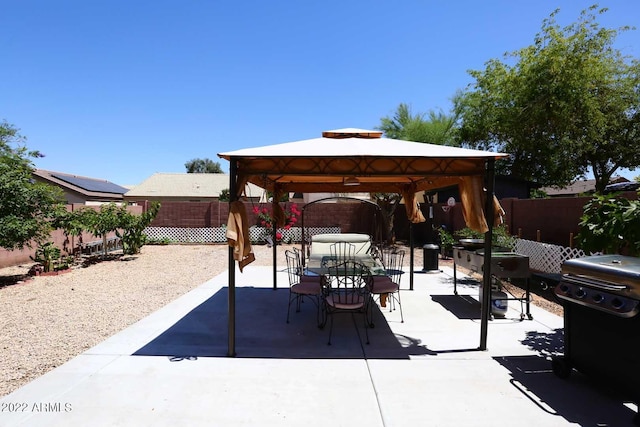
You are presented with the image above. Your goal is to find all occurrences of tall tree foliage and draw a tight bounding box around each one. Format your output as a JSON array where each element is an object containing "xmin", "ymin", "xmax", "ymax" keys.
[
  {"xmin": 456, "ymin": 5, "xmax": 640, "ymax": 192},
  {"xmin": 185, "ymin": 158, "xmax": 223, "ymax": 173},
  {"xmin": 377, "ymin": 103, "xmax": 460, "ymax": 146},
  {"xmin": 375, "ymin": 104, "xmax": 460, "ymax": 242},
  {"xmin": 0, "ymin": 121, "xmax": 64, "ymax": 250}
]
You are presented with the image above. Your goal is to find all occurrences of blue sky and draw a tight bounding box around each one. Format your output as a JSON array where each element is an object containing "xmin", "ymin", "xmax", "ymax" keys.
[{"xmin": 2, "ymin": 1, "xmax": 639, "ymax": 186}]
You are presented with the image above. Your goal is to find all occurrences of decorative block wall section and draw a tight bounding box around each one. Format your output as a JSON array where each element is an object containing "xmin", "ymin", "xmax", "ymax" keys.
[
  {"xmin": 143, "ymin": 226, "xmax": 340, "ymax": 244},
  {"xmin": 145, "ymin": 227, "xmax": 225, "ymax": 243}
]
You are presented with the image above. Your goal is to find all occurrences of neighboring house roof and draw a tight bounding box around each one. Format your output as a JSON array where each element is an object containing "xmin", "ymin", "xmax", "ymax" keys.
[
  {"xmin": 541, "ymin": 180, "xmax": 597, "ymax": 197},
  {"xmin": 33, "ymin": 169, "xmax": 128, "ymax": 201},
  {"xmin": 541, "ymin": 177, "xmax": 629, "ymax": 197},
  {"xmin": 123, "ymin": 173, "xmax": 263, "ymax": 200}
]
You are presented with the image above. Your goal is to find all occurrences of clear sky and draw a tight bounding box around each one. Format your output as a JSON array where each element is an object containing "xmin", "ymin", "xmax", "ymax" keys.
[{"xmin": 2, "ymin": 1, "xmax": 639, "ymax": 186}]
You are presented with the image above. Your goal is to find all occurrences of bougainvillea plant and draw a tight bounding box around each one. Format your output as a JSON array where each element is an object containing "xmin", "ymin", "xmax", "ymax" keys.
[{"xmin": 252, "ymin": 203, "xmax": 301, "ymax": 241}]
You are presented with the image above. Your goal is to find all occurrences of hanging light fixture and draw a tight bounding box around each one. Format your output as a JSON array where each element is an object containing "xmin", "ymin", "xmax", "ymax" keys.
[{"xmin": 343, "ymin": 176, "xmax": 360, "ymax": 186}]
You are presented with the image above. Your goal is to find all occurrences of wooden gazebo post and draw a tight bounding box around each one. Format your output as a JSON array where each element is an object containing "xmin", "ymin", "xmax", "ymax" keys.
[
  {"xmin": 227, "ymin": 158, "xmax": 237, "ymax": 357},
  {"xmin": 479, "ymin": 158, "xmax": 496, "ymax": 351}
]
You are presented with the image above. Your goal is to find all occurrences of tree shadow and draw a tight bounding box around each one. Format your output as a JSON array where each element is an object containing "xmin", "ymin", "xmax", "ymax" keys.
[
  {"xmin": 492, "ymin": 329, "xmax": 638, "ymax": 426},
  {"xmin": 0, "ymin": 273, "xmax": 32, "ymax": 289}
]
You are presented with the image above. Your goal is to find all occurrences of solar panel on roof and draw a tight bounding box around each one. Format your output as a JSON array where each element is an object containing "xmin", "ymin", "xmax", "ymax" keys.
[{"xmin": 51, "ymin": 174, "xmax": 128, "ymax": 194}]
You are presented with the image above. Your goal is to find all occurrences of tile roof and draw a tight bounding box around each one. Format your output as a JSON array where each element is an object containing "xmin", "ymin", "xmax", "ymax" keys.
[{"xmin": 124, "ymin": 173, "xmax": 263, "ymax": 198}]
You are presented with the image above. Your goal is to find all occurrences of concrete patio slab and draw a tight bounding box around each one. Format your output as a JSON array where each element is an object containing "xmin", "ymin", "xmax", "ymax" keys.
[{"xmin": 1, "ymin": 265, "xmax": 637, "ymax": 426}]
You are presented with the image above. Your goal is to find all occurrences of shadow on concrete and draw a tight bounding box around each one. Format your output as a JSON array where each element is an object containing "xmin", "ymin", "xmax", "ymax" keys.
[
  {"xmin": 134, "ymin": 286, "xmax": 434, "ymax": 360},
  {"xmin": 430, "ymin": 294, "xmax": 481, "ymax": 320},
  {"xmin": 494, "ymin": 353, "xmax": 638, "ymax": 426}
]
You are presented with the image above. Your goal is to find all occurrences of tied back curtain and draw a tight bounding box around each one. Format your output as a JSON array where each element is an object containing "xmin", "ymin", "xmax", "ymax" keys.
[
  {"xmin": 225, "ymin": 173, "xmax": 255, "ymax": 272},
  {"xmin": 401, "ymin": 188, "xmax": 426, "ymax": 224},
  {"xmin": 458, "ymin": 176, "xmax": 505, "ymax": 234}
]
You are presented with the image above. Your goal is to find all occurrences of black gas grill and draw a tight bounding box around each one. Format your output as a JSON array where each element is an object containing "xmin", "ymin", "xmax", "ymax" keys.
[{"xmin": 553, "ymin": 255, "xmax": 640, "ymax": 421}]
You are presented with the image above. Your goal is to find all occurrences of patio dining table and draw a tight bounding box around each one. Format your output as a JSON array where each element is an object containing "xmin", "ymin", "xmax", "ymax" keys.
[{"xmin": 304, "ymin": 254, "xmax": 386, "ymax": 277}]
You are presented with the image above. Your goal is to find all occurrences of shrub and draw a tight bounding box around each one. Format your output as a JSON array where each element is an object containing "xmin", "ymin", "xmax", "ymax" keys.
[{"xmin": 575, "ymin": 192, "xmax": 640, "ymax": 256}]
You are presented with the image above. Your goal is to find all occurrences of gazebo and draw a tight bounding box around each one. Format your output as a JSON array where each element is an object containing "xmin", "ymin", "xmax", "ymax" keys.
[{"xmin": 218, "ymin": 128, "xmax": 508, "ymax": 356}]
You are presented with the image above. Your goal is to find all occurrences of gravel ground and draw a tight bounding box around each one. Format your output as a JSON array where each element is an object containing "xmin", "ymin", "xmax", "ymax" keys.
[{"xmin": 0, "ymin": 243, "xmax": 561, "ymax": 398}]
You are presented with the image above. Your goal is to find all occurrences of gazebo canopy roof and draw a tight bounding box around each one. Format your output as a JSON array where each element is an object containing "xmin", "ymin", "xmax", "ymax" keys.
[{"xmin": 218, "ymin": 128, "xmax": 508, "ymax": 194}]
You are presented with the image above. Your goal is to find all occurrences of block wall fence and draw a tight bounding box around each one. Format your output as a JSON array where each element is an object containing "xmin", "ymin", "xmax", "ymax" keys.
[
  {"xmin": 1, "ymin": 192, "xmax": 636, "ymax": 269},
  {"xmin": 142, "ymin": 192, "xmax": 637, "ymax": 248}
]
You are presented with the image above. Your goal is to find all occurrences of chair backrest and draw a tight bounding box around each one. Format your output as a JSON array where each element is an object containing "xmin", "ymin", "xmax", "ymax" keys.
[
  {"xmin": 327, "ymin": 260, "xmax": 372, "ymax": 306},
  {"xmin": 330, "ymin": 241, "xmax": 356, "ymax": 263},
  {"xmin": 382, "ymin": 248, "xmax": 405, "ymax": 285},
  {"xmin": 291, "ymin": 246, "xmax": 304, "ymax": 268},
  {"xmin": 285, "ymin": 250, "xmax": 301, "ymax": 286}
]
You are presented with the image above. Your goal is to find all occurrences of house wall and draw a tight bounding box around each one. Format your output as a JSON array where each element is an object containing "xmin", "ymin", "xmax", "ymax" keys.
[{"xmin": 64, "ymin": 191, "xmax": 88, "ymax": 205}]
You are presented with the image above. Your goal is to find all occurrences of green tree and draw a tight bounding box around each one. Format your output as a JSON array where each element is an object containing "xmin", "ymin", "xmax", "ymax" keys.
[
  {"xmin": 378, "ymin": 103, "xmax": 460, "ymax": 146},
  {"xmin": 375, "ymin": 104, "xmax": 460, "ymax": 243},
  {"xmin": 0, "ymin": 121, "xmax": 65, "ymax": 250},
  {"xmin": 218, "ymin": 188, "xmax": 230, "ymax": 202},
  {"xmin": 116, "ymin": 202, "xmax": 160, "ymax": 255},
  {"xmin": 185, "ymin": 158, "xmax": 224, "ymax": 173},
  {"xmin": 80, "ymin": 203, "xmax": 122, "ymax": 256},
  {"xmin": 456, "ymin": 5, "xmax": 640, "ymax": 192}
]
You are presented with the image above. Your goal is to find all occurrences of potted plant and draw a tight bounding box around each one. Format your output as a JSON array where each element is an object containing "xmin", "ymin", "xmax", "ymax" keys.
[{"xmin": 436, "ymin": 227, "xmax": 456, "ymax": 259}]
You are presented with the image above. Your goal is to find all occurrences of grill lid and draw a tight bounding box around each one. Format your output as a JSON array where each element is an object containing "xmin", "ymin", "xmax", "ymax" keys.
[
  {"xmin": 562, "ymin": 255, "xmax": 640, "ymax": 289},
  {"xmin": 558, "ymin": 255, "xmax": 640, "ymax": 316}
]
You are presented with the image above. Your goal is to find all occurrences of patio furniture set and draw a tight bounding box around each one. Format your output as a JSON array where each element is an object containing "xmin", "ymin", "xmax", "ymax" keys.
[{"xmin": 285, "ymin": 233, "xmax": 405, "ymax": 345}]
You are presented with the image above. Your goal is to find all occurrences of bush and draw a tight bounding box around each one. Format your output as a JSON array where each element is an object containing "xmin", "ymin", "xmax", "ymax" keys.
[
  {"xmin": 576, "ymin": 193, "xmax": 640, "ymax": 256},
  {"xmin": 30, "ymin": 242, "xmax": 72, "ymax": 272},
  {"xmin": 116, "ymin": 202, "xmax": 161, "ymax": 255}
]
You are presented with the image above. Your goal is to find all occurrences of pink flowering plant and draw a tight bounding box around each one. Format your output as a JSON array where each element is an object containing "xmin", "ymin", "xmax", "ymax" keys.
[{"xmin": 252, "ymin": 203, "xmax": 300, "ymax": 242}]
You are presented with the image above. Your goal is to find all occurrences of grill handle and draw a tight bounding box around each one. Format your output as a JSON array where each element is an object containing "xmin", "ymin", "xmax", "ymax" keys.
[{"xmin": 564, "ymin": 275, "xmax": 629, "ymax": 292}]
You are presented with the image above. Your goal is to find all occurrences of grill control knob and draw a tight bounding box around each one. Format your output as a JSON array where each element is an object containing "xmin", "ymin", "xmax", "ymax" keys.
[
  {"xmin": 592, "ymin": 294, "xmax": 604, "ymax": 304},
  {"xmin": 611, "ymin": 298, "xmax": 624, "ymax": 310},
  {"xmin": 559, "ymin": 284, "xmax": 570, "ymax": 294},
  {"xmin": 575, "ymin": 288, "xmax": 587, "ymax": 299}
]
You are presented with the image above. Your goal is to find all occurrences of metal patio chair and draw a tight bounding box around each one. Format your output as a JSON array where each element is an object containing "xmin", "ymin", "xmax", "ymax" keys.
[
  {"xmin": 369, "ymin": 248, "xmax": 405, "ymax": 323},
  {"xmin": 285, "ymin": 249, "xmax": 324, "ymax": 326},
  {"xmin": 324, "ymin": 260, "xmax": 373, "ymax": 345}
]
